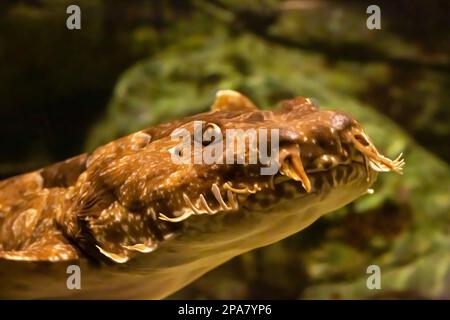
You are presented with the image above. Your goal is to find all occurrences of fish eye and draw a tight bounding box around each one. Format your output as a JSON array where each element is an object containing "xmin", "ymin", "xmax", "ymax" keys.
[
  {"xmin": 169, "ymin": 145, "xmax": 183, "ymax": 158},
  {"xmin": 201, "ymin": 123, "xmax": 223, "ymax": 146}
]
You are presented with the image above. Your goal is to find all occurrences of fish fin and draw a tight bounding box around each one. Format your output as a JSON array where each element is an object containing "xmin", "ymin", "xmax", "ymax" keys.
[
  {"xmin": 280, "ymin": 97, "xmax": 318, "ymax": 117},
  {"xmin": 211, "ymin": 90, "xmax": 258, "ymax": 112}
]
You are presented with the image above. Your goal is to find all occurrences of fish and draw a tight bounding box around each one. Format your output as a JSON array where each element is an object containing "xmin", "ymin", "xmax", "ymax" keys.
[{"xmin": 0, "ymin": 90, "xmax": 404, "ymax": 299}]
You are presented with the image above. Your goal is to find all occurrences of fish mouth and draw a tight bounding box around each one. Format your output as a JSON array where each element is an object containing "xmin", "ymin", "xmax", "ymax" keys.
[
  {"xmin": 158, "ymin": 130, "xmax": 404, "ymax": 223},
  {"xmin": 276, "ymin": 131, "xmax": 404, "ymax": 195}
]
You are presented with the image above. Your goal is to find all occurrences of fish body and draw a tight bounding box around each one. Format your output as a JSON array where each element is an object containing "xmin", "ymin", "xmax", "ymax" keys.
[{"xmin": 0, "ymin": 91, "xmax": 403, "ymax": 299}]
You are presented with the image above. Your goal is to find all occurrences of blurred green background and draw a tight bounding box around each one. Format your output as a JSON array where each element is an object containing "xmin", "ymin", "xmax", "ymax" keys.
[{"xmin": 0, "ymin": 0, "xmax": 449, "ymax": 299}]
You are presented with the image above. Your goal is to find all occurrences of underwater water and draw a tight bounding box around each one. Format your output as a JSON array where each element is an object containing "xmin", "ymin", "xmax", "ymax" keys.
[{"xmin": 0, "ymin": 0, "xmax": 449, "ymax": 299}]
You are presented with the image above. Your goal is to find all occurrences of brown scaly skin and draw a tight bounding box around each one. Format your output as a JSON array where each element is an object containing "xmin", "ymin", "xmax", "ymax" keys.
[{"xmin": 0, "ymin": 90, "xmax": 404, "ymax": 299}]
